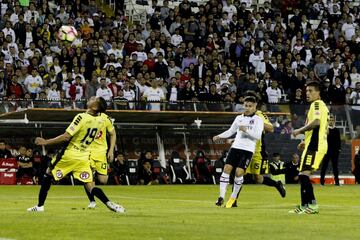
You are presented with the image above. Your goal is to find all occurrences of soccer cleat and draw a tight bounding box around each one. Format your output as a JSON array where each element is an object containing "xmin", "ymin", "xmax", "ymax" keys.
[
  {"xmin": 288, "ymin": 205, "xmax": 306, "ymax": 214},
  {"xmin": 232, "ymin": 200, "xmax": 238, "ymax": 208},
  {"xmin": 27, "ymin": 205, "xmax": 44, "ymax": 212},
  {"xmin": 215, "ymin": 197, "xmax": 224, "ymax": 206},
  {"xmin": 304, "ymin": 204, "xmax": 319, "ymax": 214},
  {"xmin": 276, "ymin": 181, "xmax": 286, "ymax": 198},
  {"xmin": 88, "ymin": 201, "xmax": 97, "ymax": 209},
  {"xmin": 106, "ymin": 201, "xmax": 126, "ymax": 213},
  {"xmin": 225, "ymin": 198, "xmax": 236, "ymax": 208}
]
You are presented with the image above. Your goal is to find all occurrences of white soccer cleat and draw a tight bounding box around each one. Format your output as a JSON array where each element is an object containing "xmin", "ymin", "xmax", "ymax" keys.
[
  {"xmin": 88, "ymin": 201, "xmax": 97, "ymax": 209},
  {"xmin": 27, "ymin": 205, "xmax": 44, "ymax": 212},
  {"xmin": 106, "ymin": 201, "xmax": 126, "ymax": 214}
]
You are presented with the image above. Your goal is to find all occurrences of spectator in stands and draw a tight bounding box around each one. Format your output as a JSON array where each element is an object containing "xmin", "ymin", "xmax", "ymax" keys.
[
  {"xmin": 285, "ymin": 153, "xmax": 300, "ymax": 184},
  {"xmin": 193, "ymin": 150, "xmax": 212, "ymax": 184},
  {"xmin": 0, "ymin": 141, "xmax": 12, "ymax": 158},
  {"xmin": 16, "ymin": 146, "xmax": 34, "ymax": 182},
  {"xmin": 7, "ymin": 75, "xmax": 23, "ymax": 99},
  {"xmin": 137, "ymin": 151, "xmax": 158, "ymax": 185},
  {"xmin": 320, "ymin": 114, "xmax": 341, "ymax": 186},
  {"xmin": 329, "ymin": 77, "xmax": 346, "ymax": 105},
  {"xmin": 111, "ymin": 153, "xmax": 128, "ymax": 185},
  {"xmin": 96, "ymin": 78, "xmax": 113, "ymax": 102},
  {"xmin": 143, "ymin": 79, "xmax": 165, "ymax": 111},
  {"xmin": 24, "ymin": 69, "xmax": 43, "ymax": 99},
  {"xmin": 314, "ymin": 55, "xmax": 330, "ymax": 81}
]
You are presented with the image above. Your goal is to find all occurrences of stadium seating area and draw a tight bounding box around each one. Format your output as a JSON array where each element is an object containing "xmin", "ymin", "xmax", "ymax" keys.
[
  {"xmin": 0, "ymin": 0, "xmax": 359, "ymax": 107},
  {"xmin": 0, "ymin": 0, "xmax": 360, "ymax": 184}
]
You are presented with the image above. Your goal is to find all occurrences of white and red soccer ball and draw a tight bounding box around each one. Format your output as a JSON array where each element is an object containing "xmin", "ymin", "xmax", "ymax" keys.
[{"xmin": 57, "ymin": 25, "xmax": 78, "ymax": 42}]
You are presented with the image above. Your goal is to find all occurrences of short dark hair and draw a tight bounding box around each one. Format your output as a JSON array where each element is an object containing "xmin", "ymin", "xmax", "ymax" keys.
[
  {"xmin": 97, "ymin": 97, "xmax": 107, "ymax": 113},
  {"xmin": 245, "ymin": 91, "xmax": 260, "ymax": 102},
  {"xmin": 273, "ymin": 152, "xmax": 280, "ymax": 157},
  {"xmin": 306, "ymin": 81, "xmax": 321, "ymax": 91},
  {"xmin": 244, "ymin": 96, "xmax": 257, "ymax": 103}
]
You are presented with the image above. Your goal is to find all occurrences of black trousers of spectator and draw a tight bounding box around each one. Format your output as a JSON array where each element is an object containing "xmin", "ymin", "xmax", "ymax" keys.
[
  {"xmin": 16, "ymin": 167, "xmax": 34, "ymax": 179},
  {"xmin": 320, "ymin": 151, "xmax": 340, "ymax": 185},
  {"xmin": 351, "ymin": 109, "xmax": 360, "ymax": 128}
]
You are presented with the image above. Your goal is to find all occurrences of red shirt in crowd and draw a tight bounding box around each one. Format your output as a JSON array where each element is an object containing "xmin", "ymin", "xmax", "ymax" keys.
[
  {"xmin": 7, "ymin": 82, "xmax": 24, "ymax": 98},
  {"xmin": 108, "ymin": 83, "xmax": 120, "ymax": 98},
  {"xmin": 143, "ymin": 59, "xmax": 156, "ymax": 72}
]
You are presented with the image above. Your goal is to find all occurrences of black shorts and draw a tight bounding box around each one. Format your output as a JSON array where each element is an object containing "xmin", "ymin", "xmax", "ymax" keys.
[{"xmin": 225, "ymin": 148, "xmax": 253, "ymax": 170}]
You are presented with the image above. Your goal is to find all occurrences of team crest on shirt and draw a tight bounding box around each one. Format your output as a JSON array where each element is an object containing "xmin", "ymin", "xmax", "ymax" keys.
[
  {"xmin": 80, "ymin": 172, "xmax": 90, "ymax": 180},
  {"xmin": 96, "ymin": 131, "xmax": 103, "ymax": 139},
  {"xmin": 249, "ymin": 120, "xmax": 254, "ymax": 125},
  {"xmin": 56, "ymin": 170, "xmax": 63, "ymax": 179}
]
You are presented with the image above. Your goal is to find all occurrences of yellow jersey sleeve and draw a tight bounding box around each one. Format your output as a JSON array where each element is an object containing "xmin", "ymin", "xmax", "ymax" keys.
[
  {"xmin": 66, "ymin": 113, "xmax": 84, "ymax": 136},
  {"xmin": 260, "ymin": 112, "xmax": 271, "ymax": 125},
  {"xmin": 256, "ymin": 110, "xmax": 271, "ymax": 126}
]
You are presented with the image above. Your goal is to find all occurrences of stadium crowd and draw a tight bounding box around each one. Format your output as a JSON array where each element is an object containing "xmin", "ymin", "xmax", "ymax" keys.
[{"xmin": 0, "ymin": 0, "xmax": 359, "ymax": 112}]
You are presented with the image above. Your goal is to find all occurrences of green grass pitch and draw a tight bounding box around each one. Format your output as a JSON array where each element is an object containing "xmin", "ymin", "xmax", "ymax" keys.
[{"xmin": 0, "ymin": 185, "xmax": 359, "ymax": 240}]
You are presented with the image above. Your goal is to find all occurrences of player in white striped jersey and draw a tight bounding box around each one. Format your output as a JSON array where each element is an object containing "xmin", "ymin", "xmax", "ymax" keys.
[{"xmin": 213, "ymin": 96, "xmax": 264, "ymax": 208}]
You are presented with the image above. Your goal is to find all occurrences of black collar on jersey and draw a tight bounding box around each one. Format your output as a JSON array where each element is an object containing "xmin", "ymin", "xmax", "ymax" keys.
[{"xmin": 243, "ymin": 113, "xmax": 255, "ymax": 117}]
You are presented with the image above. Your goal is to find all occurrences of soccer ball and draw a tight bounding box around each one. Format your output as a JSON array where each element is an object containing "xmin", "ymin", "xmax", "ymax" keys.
[{"xmin": 57, "ymin": 25, "xmax": 78, "ymax": 42}]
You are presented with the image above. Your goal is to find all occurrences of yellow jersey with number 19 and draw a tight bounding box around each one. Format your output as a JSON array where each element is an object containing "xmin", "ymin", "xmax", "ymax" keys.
[
  {"xmin": 66, "ymin": 113, "xmax": 106, "ymax": 153},
  {"xmin": 304, "ymin": 99, "xmax": 329, "ymax": 153}
]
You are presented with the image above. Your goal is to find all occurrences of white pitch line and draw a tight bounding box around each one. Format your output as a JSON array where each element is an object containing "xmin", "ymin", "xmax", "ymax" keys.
[{"xmin": 5, "ymin": 195, "xmax": 360, "ymax": 210}]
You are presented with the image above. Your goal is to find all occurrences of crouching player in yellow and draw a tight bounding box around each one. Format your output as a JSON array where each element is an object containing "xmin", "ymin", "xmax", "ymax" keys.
[{"xmin": 85, "ymin": 112, "xmax": 116, "ymax": 209}]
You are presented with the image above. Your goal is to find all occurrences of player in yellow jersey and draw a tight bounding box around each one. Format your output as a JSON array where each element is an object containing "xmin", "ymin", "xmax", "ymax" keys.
[
  {"xmin": 27, "ymin": 97, "xmax": 125, "ymax": 213},
  {"xmin": 85, "ymin": 113, "xmax": 116, "ymax": 209},
  {"xmin": 291, "ymin": 82, "xmax": 329, "ymax": 214},
  {"xmin": 230, "ymin": 108, "xmax": 286, "ymax": 207}
]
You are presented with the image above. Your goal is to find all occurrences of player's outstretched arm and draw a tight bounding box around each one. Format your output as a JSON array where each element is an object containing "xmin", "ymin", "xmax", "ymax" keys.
[
  {"xmin": 214, "ymin": 118, "xmax": 239, "ymax": 141},
  {"xmin": 35, "ymin": 132, "xmax": 71, "ymax": 146},
  {"xmin": 292, "ymin": 119, "xmax": 320, "ymax": 137}
]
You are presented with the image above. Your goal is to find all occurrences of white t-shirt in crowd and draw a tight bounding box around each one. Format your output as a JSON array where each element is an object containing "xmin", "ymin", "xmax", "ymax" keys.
[
  {"xmin": 266, "ymin": 87, "xmax": 282, "ymax": 103},
  {"xmin": 96, "ymin": 87, "xmax": 113, "ymax": 101}
]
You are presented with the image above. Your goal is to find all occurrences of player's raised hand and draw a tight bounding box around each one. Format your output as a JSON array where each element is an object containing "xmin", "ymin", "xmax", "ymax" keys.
[
  {"xmin": 239, "ymin": 126, "xmax": 247, "ymax": 132},
  {"xmin": 35, "ymin": 137, "xmax": 47, "ymax": 146},
  {"xmin": 213, "ymin": 135, "xmax": 220, "ymax": 142},
  {"xmin": 297, "ymin": 141, "xmax": 305, "ymax": 151}
]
